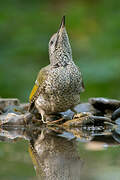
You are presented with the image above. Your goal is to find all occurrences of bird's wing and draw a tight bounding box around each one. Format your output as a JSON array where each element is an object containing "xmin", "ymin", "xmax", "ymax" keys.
[{"xmin": 29, "ymin": 66, "xmax": 49, "ymax": 112}]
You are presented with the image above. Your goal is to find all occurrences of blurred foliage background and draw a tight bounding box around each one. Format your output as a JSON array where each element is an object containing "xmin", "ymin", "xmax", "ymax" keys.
[
  {"xmin": 0, "ymin": 2, "xmax": 120, "ymax": 179},
  {"xmin": 0, "ymin": 0, "xmax": 120, "ymax": 102}
]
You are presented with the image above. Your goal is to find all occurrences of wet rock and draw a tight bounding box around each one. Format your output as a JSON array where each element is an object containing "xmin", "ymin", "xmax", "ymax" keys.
[
  {"xmin": 0, "ymin": 98, "xmax": 20, "ymax": 111},
  {"xmin": 60, "ymin": 103, "xmax": 95, "ymax": 121},
  {"xmin": 60, "ymin": 109, "xmax": 74, "ymax": 120},
  {"xmin": 3, "ymin": 103, "xmax": 29, "ymax": 115},
  {"xmin": 0, "ymin": 97, "xmax": 118, "ymax": 127},
  {"xmin": 3, "ymin": 105, "xmax": 26, "ymax": 115},
  {"xmin": 89, "ymin": 97, "xmax": 120, "ymax": 112},
  {"xmin": 62, "ymin": 112, "xmax": 112, "ymax": 127},
  {"xmin": 111, "ymin": 107, "xmax": 120, "ymax": 120},
  {"xmin": 19, "ymin": 103, "xmax": 29, "ymax": 111},
  {"xmin": 62, "ymin": 112, "xmax": 93, "ymax": 127},
  {"xmin": 74, "ymin": 103, "xmax": 95, "ymax": 114},
  {"xmin": 0, "ymin": 112, "xmax": 32, "ymax": 126},
  {"xmin": 112, "ymin": 128, "xmax": 120, "ymax": 143},
  {"xmin": 115, "ymin": 118, "xmax": 120, "ymax": 125}
]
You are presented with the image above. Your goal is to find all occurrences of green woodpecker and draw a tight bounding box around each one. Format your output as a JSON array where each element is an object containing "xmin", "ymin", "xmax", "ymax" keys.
[{"xmin": 29, "ymin": 16, "xmax": 84, "ymax": 123}]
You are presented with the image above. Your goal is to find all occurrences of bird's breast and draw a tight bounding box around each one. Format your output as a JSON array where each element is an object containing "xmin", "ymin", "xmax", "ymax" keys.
[
  {"xmin": 35, "ymin": 63, "xmax": 82, "ymax": 114},
  {"xmin": 45, "ymin": 63, "xmax": 82, "ymax": 95}
]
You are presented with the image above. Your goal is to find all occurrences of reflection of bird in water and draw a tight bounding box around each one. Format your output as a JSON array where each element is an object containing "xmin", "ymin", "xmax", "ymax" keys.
[
  {"xmin": 29, "ymin": 129, "xmax": 84, "ymax": 180},
  {"xmin": 0, "ymin": 125, "xmax": 119, "ymax": 179}
]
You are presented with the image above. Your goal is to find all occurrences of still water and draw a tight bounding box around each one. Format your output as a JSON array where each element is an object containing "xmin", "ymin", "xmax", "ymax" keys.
[{"xmin": 0, "ymin": 125, "xmax": 120, "ymax": 180}]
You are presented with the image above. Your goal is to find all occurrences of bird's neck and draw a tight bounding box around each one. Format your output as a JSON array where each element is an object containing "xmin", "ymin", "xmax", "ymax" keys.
[{"xmin": 50, "ymin": 49, "xmax": 73, "ymax": 67}]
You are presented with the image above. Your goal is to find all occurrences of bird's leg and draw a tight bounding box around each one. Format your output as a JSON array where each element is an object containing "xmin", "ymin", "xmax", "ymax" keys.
[
  {"xmin": 41, "ymin": 114, "xmax": 47, "ymax": 123},
  {"xmin": 39, "ymin": 109, "xmax": 47, "ymax": 123}
]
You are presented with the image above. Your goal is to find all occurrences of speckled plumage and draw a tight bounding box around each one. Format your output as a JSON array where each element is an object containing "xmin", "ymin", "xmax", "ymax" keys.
[{"xmin": 29, "ymin": 16, "xmax": 84, "ymax": 122}]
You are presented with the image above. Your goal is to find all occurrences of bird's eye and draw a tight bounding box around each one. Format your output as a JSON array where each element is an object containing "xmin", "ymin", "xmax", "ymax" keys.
[{"xmin": 50, "ymin": 41, "xmax": 54, "ymax": 45}]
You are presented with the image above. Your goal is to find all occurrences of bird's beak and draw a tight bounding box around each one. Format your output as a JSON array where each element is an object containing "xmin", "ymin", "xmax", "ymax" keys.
[
  {"xmin": 58, "ymin": 16, "xmax": 65, "ymax": 32},
  {"xmin": 55, "ymin": 16, "xmax": 65, "ymax": 47}
]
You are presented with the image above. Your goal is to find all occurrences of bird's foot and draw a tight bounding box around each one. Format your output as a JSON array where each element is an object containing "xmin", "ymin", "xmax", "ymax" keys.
[{"xmin": 41, "ymin": 115, "xmax": 47, "ymax": 124}]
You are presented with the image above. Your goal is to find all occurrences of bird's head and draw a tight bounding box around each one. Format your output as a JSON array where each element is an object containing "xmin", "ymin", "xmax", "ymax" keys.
[{"xmin": 49, "ymin": 16, "xmax": 72, "ymax": 65}]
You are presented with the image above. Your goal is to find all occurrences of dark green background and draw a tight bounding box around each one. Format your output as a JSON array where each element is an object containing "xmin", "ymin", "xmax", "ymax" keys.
[
  {"xmin": 0, "ymin": 0, "xmax": 120, "ymax": 102},
  {"xmin": 0, "ymin": 1, "xmax": 120, "ymax": 179}
]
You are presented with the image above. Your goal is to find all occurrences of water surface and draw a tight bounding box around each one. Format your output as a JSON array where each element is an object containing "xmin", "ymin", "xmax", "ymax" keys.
[{"xmin": 0, "ymin": 125, "xmax": 120, "ymax": 180}]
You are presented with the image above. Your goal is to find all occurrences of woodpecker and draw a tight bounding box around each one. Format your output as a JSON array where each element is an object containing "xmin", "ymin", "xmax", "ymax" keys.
[{"xmin": 29, "ymin": 16, "xmax": 84, "ymax": 123}]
